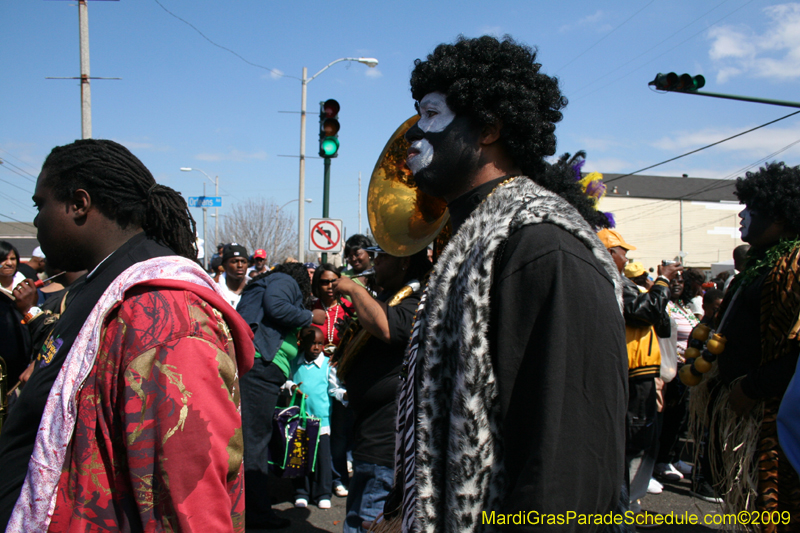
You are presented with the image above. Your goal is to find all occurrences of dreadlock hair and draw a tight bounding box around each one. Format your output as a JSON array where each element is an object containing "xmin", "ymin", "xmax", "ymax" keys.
[
  {"xmin": 734, "ymin": 161, "xmax": 800, "ymax": 235},
  {"xmin": 245, "ymin": 262, "xmax": 314, "ymax": 309},
  {"xmin": 40, "ymin": 139, "xmax": 197, "ymax": 260},
  {"xmin": 409, "ymin": 36, "xmax": 604, "ymax": 226}
]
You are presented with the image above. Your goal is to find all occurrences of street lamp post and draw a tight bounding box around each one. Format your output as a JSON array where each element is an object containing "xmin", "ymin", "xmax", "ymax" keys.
[
  {"xmin": 297, "ymin": 57, "xmax": 378, "ymax": 262},
  {"xmin": 278, "ymin": 198, "xmax": 312, "ymax": 261},
  {"xmin": 181, "ymin": 167, "xmax": 219, "ymax": 260}
]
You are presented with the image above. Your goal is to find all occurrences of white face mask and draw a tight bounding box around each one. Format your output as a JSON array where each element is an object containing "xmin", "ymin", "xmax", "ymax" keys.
[{"xmin": 407, "ymin": 92, "xmax": 456, "ymax": 175}]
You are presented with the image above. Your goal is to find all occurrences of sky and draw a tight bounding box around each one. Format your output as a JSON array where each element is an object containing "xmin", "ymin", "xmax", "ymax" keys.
[{"xmin": 3, "ymin": 0, "xmax": 800, "ymax": 258}]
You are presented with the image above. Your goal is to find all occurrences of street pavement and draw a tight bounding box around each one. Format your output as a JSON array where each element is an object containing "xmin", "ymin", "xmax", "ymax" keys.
[{"xmin": 247, "ymin": 470, "xmax": 733, "ymax": 532}]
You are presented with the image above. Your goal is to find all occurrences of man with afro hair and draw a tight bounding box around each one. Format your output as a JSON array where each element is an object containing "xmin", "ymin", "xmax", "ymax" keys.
[
  {"xmin": 388, "ymin": 36, "xmax": 628, "ymax": 533},
  {"xmin": 691, "ymin": 161, "xmax": 800, "ymax": 529}
]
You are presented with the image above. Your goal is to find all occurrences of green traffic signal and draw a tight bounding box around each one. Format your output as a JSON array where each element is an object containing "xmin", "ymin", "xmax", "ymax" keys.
[
  {"xmin": 320, "ymin": 136, "xmax": 339, "ymax": 157},
  {"xmin": 649, "ymin": 72, "xmax": 705, "ymax": 92},
  {"xmin": 319, "ymin": 99, "xmax": 340, "ymax": 158}
]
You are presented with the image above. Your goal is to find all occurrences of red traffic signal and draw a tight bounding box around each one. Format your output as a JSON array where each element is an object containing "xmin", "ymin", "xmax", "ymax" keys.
[
  {"xmin": 322, "ymin": 99, "xmax": 340, "ymax": 118},
  {"xmin": 649, "ymin": 72, "xmax": 705, "ymax": 92}
]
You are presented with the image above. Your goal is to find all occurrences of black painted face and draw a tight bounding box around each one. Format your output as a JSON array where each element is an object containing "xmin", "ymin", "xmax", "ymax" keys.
[{"xmin": 405, "ymin": 92, "xmax": 482, "ymax": 199}]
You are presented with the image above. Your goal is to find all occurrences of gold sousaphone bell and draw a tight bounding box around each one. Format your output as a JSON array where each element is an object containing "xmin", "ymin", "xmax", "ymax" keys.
[{"xmin": 368, "ymin": 116, "xmax": 450, "ymax": 257}]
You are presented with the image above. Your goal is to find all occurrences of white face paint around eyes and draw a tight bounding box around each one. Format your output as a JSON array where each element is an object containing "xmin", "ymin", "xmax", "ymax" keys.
[{"xmin": 417, "ymin": 92, "xmax": 455, "ymax": 134}]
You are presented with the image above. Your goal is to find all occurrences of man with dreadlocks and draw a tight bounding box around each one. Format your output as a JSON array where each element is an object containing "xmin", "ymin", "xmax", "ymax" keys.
[
  {"xmin": 386, "ymin": 36, "xmax": 627, "ymax": 533},
  {"xmin": 690, "ymin": 162, "xmax": 800, "ymax": 532},
  {"xmin": 0, "ymin": 139, "xmax": 254, "ymax": 532}
]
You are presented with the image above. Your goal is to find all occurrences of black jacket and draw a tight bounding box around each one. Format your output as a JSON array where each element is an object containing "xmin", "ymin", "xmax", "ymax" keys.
[
  {"xmin": 236, "ymin": 273, "xmax": 312, "ymax": 362},
  {"xmin": 622, "ymin": 276, "xmax": 671, "ymax": 336}
]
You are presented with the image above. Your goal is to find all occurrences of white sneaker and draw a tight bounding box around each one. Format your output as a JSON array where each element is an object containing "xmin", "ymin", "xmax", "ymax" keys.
[
  {"xmin": 334, "ymin": 485, "xmax": 349, "ymax": 497},
  {"xmin": 674, "ymin": 460, "xmax": 693, "ymax": 476},
  {"xmin": 294, "ymin": 498, "xmax": 308, "ymax": 508},
  {"xmin": 655, "ymin": 462, "xmax": 683, "ymax": 482},
  {"xmin": 647, "ymin": 478, "xmax": 663, "ymax": 494},
  {"xmin": 317, "ymin": 499, "xmax": 331, "ymax": 509}
]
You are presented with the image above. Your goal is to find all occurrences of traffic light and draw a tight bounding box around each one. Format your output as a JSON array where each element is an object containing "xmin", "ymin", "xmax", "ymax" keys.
[
  {"xmin": 319, "ymin": 99, "xmax": 340, "ymax": 158},
  {"xmin": 649, "ymin": 72, "xmax": 705, "ymax": 92}
]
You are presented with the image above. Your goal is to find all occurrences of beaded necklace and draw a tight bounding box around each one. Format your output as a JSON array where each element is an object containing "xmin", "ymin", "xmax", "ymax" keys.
[{"xmin": 321, "ymin": 300, "xmax": 340, "ymax": 354}]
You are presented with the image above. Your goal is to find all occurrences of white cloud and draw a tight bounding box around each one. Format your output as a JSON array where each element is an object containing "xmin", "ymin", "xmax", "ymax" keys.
[
  {"xmin": 260, "ymin": 69, "xmax": 284, "ymax": 80},
  {"xmin": 651, "ymin": 123, "xmax": 800, "ymax": 158},
  {"xmin": 195, "ymin": 149, "xmax": 268, "ymax": 162},
  {"xmin": 479, "ymin": 26, "xmax": 504, "ymax": 37},
  {"xmin": 560, "ymin": 10, "xmax": 607, "ymax": 33},
  {"xmin": 365, "ymin": 68, "xmax": 382, "ymax": 78},
  {"xmin": 708, "ymin": 3, "xmax": 800, "ymax": 82}
]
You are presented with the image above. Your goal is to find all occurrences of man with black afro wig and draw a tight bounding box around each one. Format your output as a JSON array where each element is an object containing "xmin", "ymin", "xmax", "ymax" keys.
[
  {"xmin": 690, "ymin": 161, "xmax": 800, "ymax": 528},
  {"xmin": 387, "ymin": 36, "xmax": 628, "ymax": 533}
]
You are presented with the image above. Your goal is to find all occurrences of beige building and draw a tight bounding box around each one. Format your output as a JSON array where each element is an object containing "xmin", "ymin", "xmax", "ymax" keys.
[{"xmin": 596, "ymin": 174, "xmax": 743, "ymax": 273}]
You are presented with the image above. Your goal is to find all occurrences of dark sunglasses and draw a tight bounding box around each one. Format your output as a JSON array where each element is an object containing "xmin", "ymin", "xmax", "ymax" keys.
[{"xmin": 319, "ymin": 279, "xmax": 336, "ymax": 286}]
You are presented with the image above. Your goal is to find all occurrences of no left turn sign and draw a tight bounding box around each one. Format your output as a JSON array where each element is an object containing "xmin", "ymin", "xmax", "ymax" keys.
[{"xmin": 309, "ymin": 218, "xmax": 343, "ymax": 253}]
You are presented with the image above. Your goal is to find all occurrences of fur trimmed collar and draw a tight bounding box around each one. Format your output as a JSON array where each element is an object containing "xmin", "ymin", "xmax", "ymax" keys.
[{"xmin": 408, "ymin": 177, "xmax": 622, "ymax": 533}]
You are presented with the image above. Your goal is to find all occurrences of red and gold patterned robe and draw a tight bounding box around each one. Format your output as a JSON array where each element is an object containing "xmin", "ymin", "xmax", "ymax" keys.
[{"xmin": 45, "ymin": 283, "xmax": 251, "ymax": 532}]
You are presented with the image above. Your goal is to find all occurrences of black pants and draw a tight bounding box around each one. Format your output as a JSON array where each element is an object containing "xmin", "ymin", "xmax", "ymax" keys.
[
  {"xmin": 293, "ymin": 434, "xmax": 332, "ymax": 503},
  {"xmin": 657, "ymin": 375, "xmax": 689, "ymax": 465},
  {"xmin": 626, "ymin": 378, "xmax": 659, "ymax": 505},
  {"xmin": 241, "ymin": 357, "xmax": 286, "ymax": 521},
  {"xmin": 330, "ymin": 400, "xmax": 355, "ymax": 488}
]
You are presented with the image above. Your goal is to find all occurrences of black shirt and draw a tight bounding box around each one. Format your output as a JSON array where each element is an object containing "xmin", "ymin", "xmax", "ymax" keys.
[
  {"xmin": 719, "ymin": 269, "xmax": 800, "ymax": 399},
  {"xmin": 0, "ymin": 233, "xmax": 174, "ymax": 529},
  {"xmin": 345, "ymin": 289, "xmax": 420, "ymax": 469},
  {"xmin": 448, "ymin": 177, "xmax": 628, "ymax": 529}
]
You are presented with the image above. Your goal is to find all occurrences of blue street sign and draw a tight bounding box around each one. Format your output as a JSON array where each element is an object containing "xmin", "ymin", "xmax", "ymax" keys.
[{"xmin": 187, "ymin": 196, "xmax": 222, "ymax": 208}]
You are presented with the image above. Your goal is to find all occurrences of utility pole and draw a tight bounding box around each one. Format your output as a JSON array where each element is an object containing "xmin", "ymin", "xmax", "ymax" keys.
[
  {"xmin": 358, "ymin": 171, "xmax": 362, "ymax": 234},
  {"xmin": 298, "ymin": 67, "xmax": 308, "ymax": 263},
  {"xmin": 79, "ymin": 0, "xmax": 91, "ymax": 139},
  {"xmin": 46, "ymin": 0, "xmax": 120, "ymax": 138},
  {"xmin": 296, "ymin": 58, "xmax": 378, "ymax": 263},
  {"xmin": 202, "ymin": 183, "xmax": 208, "ymax": 267}
]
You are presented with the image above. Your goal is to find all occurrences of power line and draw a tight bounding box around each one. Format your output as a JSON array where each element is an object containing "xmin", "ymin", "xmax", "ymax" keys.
[
  {"xmin": 0, "ymin": 213, "xmax": 37, "ymax": 238},
  {"xmin": 570, "ymin": 0, "xmax": 756, "ymax": 101},
  {"xmin": 0, "ymin": 173, "xmax": 34, "ymax": 195},
  {"xmin": 0, "ymin": 191, "xmax": 36, "ymax": 216},
  {"xmin": 555, "ymin": 0, "xmax": 657, "ymax": 74},
  {"xmin": 0, "ymin": 163, "xmax": 37, "ymax": 184},
  {"xmin": 601, "ymin": 136, "xmax": 800, "ymax": 222},
  {"xmin": 565, "ymin": 0, "xmax": 732, "ymax": 97},
  {"xmin": 153, "ymin": 0, "xmax": 299, "ymax": 80},
  {"xmin": 605, "ymin": 109, "xmax": 800, "ymax": 184},
  {"xmin": 0, "ymin": 148, "xmax": 39, "ymax": 178}
]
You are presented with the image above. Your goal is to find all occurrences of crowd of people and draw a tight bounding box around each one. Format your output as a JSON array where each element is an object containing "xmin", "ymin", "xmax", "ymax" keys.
[{"xmin": 1, "ymin": 34, "xmax": 800, "ymax": 533}]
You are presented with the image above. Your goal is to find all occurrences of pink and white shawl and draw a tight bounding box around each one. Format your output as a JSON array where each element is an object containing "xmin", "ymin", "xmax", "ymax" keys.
[{"xmin": 7, "ymin": 256, "xmax": 227, "ymax": 533}]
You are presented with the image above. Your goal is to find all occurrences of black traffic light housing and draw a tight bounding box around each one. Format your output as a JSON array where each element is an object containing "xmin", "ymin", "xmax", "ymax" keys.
[
  {"xmin": 649, "ymin": 72, "xmax": 705, "ymax": 92},
  {"xmin": 319, "ymin": 99, "xmax": 340, "ymax": 158}
]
